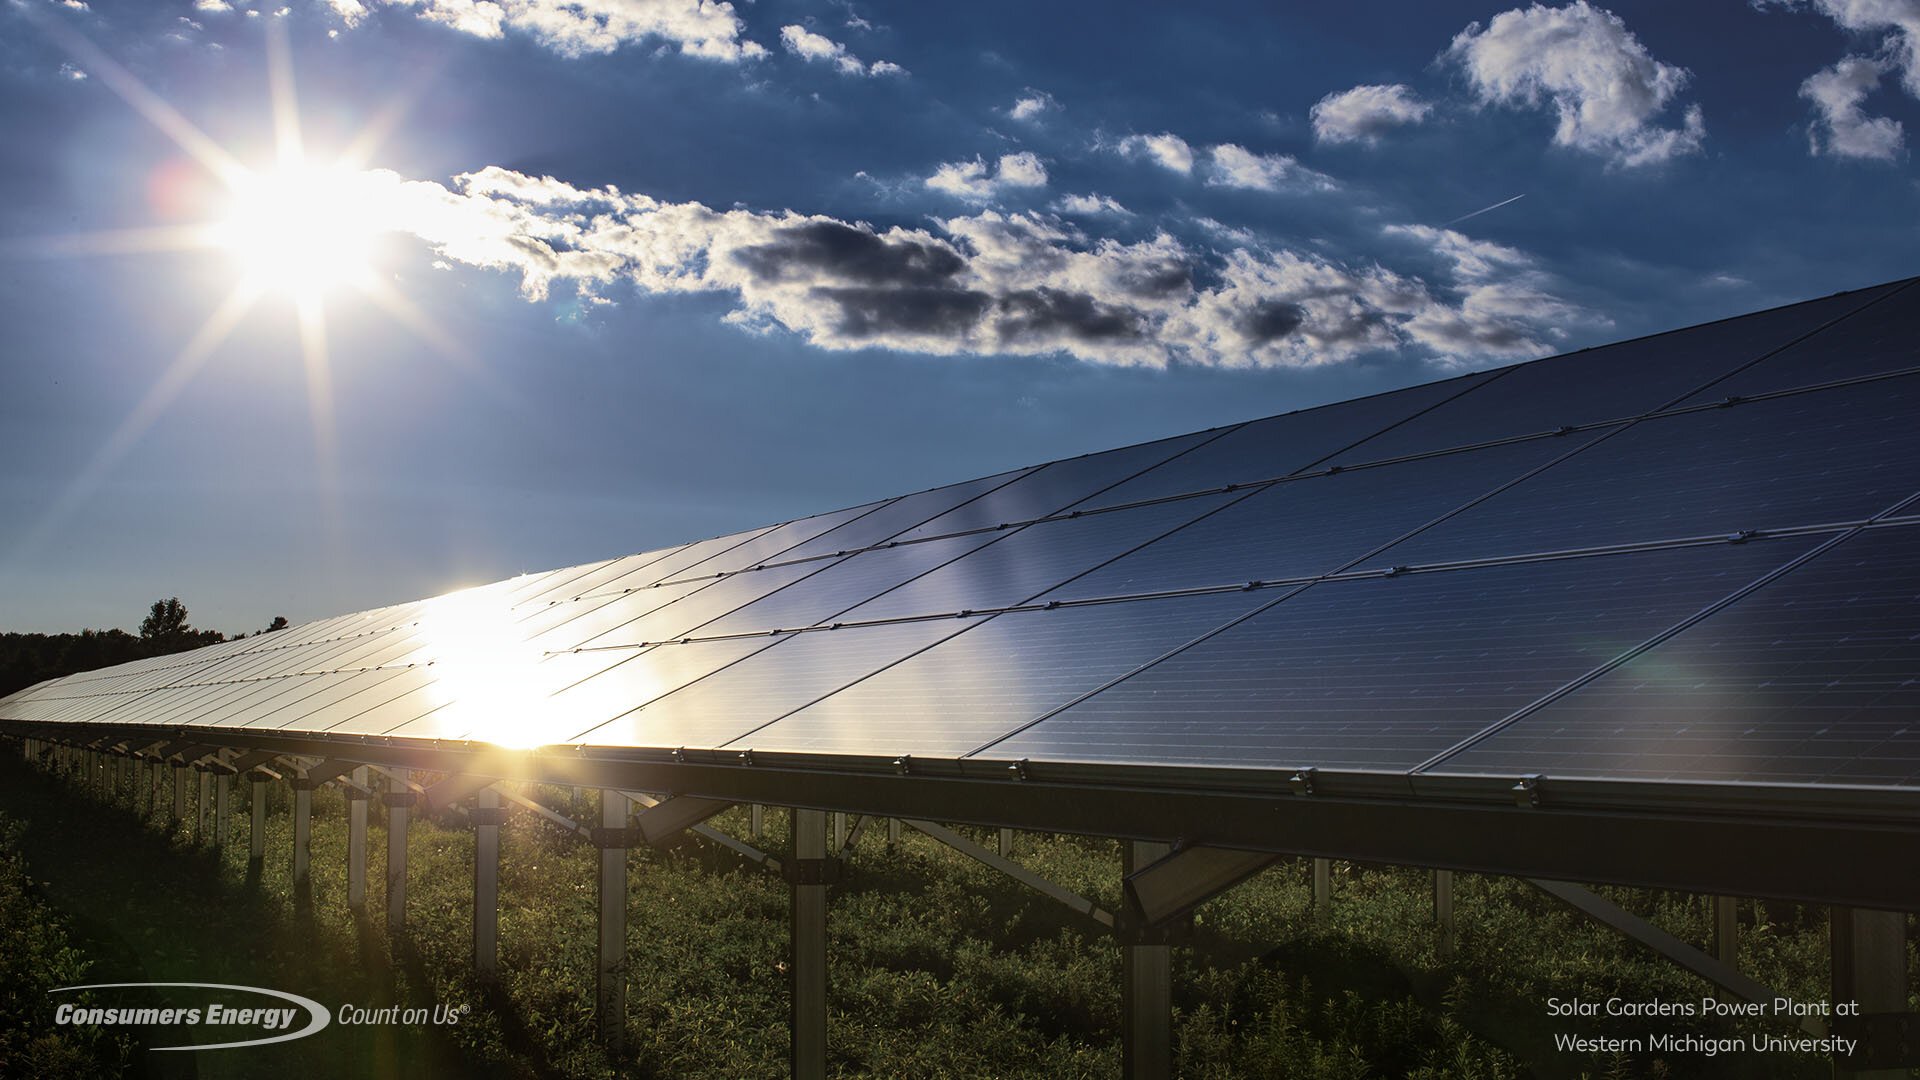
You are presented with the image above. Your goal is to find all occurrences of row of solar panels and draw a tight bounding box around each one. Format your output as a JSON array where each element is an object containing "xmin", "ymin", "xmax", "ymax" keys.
[{"xmin": 4, "ymin": 279, "xmax": 1917, "ymax": 790}]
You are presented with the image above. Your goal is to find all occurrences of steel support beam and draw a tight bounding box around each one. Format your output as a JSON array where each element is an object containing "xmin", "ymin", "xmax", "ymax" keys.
[
  {"xmin": 886, "ymin": 817, "xmax": 900, "ymax": 852},
  {"xmin": 791, "ymin": 808, "xmax": 828, "ymax": 1080},
  {"xmin": 173, "ymin": 766, "xmax": 187, "ymax": 826},
  {"xmin": 1122, "ymin": 840, "xmax": 1173, "ymax": 1080},
  {"xmin": 1312, "ymin": 857, "xmax": 1332, "ymax": 919},
  {"xmin": 1434, "ymin": 870, "xmax": 1456, "ymax": 957},
  {"xmin": 906, "ymin": 819, "xmax": 1114, "ymax": 927},
  {"xmin": 347, "ymin": 766, "xmax": 368, "ymax": 911},
  {"xmin": 1712, "ymin": 895, "xmax": 1738, "ymax": 966},
  {"xmin": 386, "ymin": 772, "xmax": 412, "ymax": 939},
  {"xmin": 291, "ymin": 779, "xmax": 312, "ymax": 908},
  {"xmin": 597, "ymin": 789, "xmax": 629, "ymax": 1053},
  {"xmin": 198, "ymin": 770, "xmax": 212, "ymax": 841},
  {"xmin": 1832, "ymin": 907, "xmax": 1913, "ymax": 1079},
  {"xmin": 1125, "ymin": 845, "xmax": 1278, "ymax": 928},
  {"xmin": 998, "ymin": 827, "xmax": 1014, "ymax": 858},
  {"xmin": 474, "ymin": 786, "xmax": 500, "ymax": 983},
  {"xmin": 631, "ymin": 794, "xmax": 734, "ymax": 847},
  {"xmin": 214, "ymin": 773, "xmax": 230, "ymax": 848},
  {"xmin": 750, "ymin": 803, "xmax": 764, "ymax": 840},
  {"xmin": 249, "ymin": 777, "xmax": 267, "ymax": 869}
]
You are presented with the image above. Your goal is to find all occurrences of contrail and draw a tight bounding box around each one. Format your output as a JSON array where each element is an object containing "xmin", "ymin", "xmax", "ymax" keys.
[{"xmin": 1443, "ymin": 193, "xmax": 1525, "ymax": 227}]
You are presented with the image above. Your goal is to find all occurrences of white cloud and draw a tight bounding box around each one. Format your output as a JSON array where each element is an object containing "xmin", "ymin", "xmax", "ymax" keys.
[
  {"xmin": 1117, "ymin": 132, "xmax": 1195, "ymax": 174},
  {"xmin": 325, "ymin": 0, "xmax": 768, "ymax": 62},
  {"xmin": 1773, "ymin": 0, "xmax": 1920, "ymax": 94},
  {"xmin": 338, "ymin": 164, "xmax": 1576, "ymax": 369},
  {"xmin": 779, "ymin": 23, "xmax": 902, "ymax": 76},
  {"xmin": 924, "ymin": 152, "xmax": 1047, "ymax": 201},
  {"xmin": 195, "ymin": 0, "xmax": 234, "ymax": 11},
  {"xmin": 1310, "ymin": 83, "xmax": 1433, "ymax": 144},
  {"xmin": 1204, "ymin": 143, "xmax": 1337, "ymax": 193},
  {"xmin": 1802, "ymin": 56, "xmax": 1906, "ymax": 158},
  {"xmin": 1445, "ymin": 1, "xmax": 1706, "ymax": 167},
  {"xmin": 1010, "ymin": 90, "xmax": 1056, "ymax": 121},
  {"xmin": 1054, "ymin": 192, "xmax": 1130, "ymax": 216},
  {"xmin": 59, "ymin": 62, "xmax": 87, "ymax": 80}
]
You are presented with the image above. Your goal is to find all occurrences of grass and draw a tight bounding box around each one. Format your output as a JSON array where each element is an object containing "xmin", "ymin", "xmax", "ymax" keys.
[{"xmin": 2, "ymin": 749, "xmax": 1913, "ymax": 1078}]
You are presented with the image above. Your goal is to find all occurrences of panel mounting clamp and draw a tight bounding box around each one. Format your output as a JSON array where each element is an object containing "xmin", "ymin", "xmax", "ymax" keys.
[
  {"xmin": 1513, "ymin": 774, "xmax": 1543, "ymax": 808},
  {"xmin": 1288, "ymin": 768, "xmax": 1317, "ymax": 796},
  {"xmin": 1007, "ymin": 758, "xmax": 1030, "ymax": 781}
]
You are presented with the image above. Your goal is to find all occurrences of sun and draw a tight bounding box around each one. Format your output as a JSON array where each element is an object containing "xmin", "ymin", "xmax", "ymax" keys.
[{"xmin": 214, "ymin": 163, "xmax": 384, "ymax": 299}]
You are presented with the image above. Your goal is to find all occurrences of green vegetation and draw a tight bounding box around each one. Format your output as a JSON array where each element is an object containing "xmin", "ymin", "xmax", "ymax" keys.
[
  {"xmin": 2, "ymin": 749, "xmax": 1913, "ymax": 1079},
  {"xmin": 0, "ymin": 599, "xmax": 288, "ymax": 699}
]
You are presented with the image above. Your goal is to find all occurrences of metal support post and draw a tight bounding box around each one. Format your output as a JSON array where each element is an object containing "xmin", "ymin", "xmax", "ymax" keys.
[
  {"xmin": 1434, "ymin": 870, "xmax": 1456, "ymax": 957},
  {"xmin": 249, "ymin": 778, "xmax": 267, "ymax": 869},
  {"xmin": 750, "ymin": 803, "xmax": 764, "ymax": 840},
  {"xmin": 215, "ymin": 774, "xmax": 230, "ymax": 848},
  {"xmin": 597, "ymin": 789, "xmax": 629, "ymax": 1052},
  {"xmin": 886, "ymin": 817, "xmax": 901, "ymax": 852},
  {"xmin": 1313, "ymin": 857, "xmax": 1332, "ymax": 919},
  {"xmin": 291, "ymin": 779, "xmax": 312, "ymax": 908},
  {"xmin": 173, "ymin": 766, "xmax": 188, "ymax": 825},
  {"xmin": 474, "ymin": 786, "xmax": 500, "ymax": 983},
  {"xmin": 1712, "ymin": 896, "xmax": 1738, "ymax": 966},
  {"xmin": 791, "ymin": 808, "xmax": 829, "ymax": 1080},
  {"xmin": 1832, "ymin": 907, "xmax": 1911, "ymax": 1080},
  {"xmin": 831, "ymin": 811, "xmax": 845, "ymax": 852},
  {"xmin": 386, "ymin": 773, "xmax": 412, "ymax": 940},
  {"xmin": 999, "ymin": 827, "xmax": 1014, "ymax": 858},
  {"xmin": 198, "ymin": 770, "xmax": 212, "ymax": 841},
  {"xmin": 1122, "ymin": 840, "xmax": 1173, "ymax": 1080},
  {"xmin": 347, "ymin": 766, "xmax": 368, "ymax": 911}
]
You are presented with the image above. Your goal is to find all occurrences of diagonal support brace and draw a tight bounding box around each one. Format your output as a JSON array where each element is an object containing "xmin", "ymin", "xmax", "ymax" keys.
[{"xmin": 1126, "ymin": 844, "xmax": 1280, "ymax": 928}]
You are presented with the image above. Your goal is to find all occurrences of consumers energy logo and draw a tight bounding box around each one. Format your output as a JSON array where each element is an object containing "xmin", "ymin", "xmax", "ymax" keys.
[{"xmin": 50, "ymin": 982, "xmax": 330, "ymax": 1050}]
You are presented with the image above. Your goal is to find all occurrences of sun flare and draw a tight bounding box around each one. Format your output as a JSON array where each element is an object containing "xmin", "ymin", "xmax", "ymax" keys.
[{"xmin": 215, "ymin": 163, "xmax": 383, "ymax": 298}]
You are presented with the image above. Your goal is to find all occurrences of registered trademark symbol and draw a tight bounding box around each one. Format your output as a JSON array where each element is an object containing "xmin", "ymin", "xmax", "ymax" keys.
[{"xmin": 459, "ymin": 1004, "xmax": 471, "ymax": 1014}]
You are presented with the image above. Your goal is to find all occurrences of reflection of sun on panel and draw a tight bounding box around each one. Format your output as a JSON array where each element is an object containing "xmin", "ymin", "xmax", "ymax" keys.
[
  {"xmin": 418, "ymin": 587, "xmax": 547, "ymax": 749},
  {"xmin": 214, "ymin": 163, "xmax": 386, "ymax": 299}
]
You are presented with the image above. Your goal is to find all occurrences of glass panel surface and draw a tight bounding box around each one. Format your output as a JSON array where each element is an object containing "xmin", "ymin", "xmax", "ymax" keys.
[
  {"xmin": 746, "ymin": 591, "xmax": 1272, "ymax": 756},
  {"xmin": 1331, "ymin": 283, "xmax": 1908, "ymax": 466},
  {"xmin": 1428, "ymin": 527, "xmax": 1920, "ymax": 785},
  {"xmin": 1676, "ymin": 281, "xmax": 1919, "ymax": 403},
  {"xmin": 1072, "ymin": 371, "xmax": 1497, "ymax": 510},
  {"xmin": 762, "ymin": 468, "xmax": 1037, "ymax": 567},
  {"xmin": 693, "ymin": 534, "xmax": 1006, "ymax": 637},
  {"xmin": 1367, "ymin": 378, "xmax": 1920, "ymax": 569},
  {"xmin": 579, "ymin": 620, "xmax": 970, "ymax": 749},
  {"xmin": 1042, "ymin": 437, "xmax": 1578, "ymax": 603},
  {"xmin": 841, "ymin": 492, "xmax": 1242, "ymax": 622},
  {"xmin": 889, "ymin": 430, "xmax": 1217, "ymax": 543},
  {"xmin": 551, "ymin": 637, "xmax": 778, "ymax": 744},
  {"xmin": 986, "ymin": 538, "xmax": 1816, "ymax": 771}
]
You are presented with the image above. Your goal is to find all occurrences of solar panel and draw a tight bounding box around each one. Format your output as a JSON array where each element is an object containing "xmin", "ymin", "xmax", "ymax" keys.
[
  {"xmin": 1675, "ymin": 280, "xmax": 1920, "ymax": 404},
  {"xmin": 1424, "ymin": 525, "xmax": 1920, "ymax": 786},
  {"xmin": 1364, "ymin": 375, "xmax": 1920, "ymax": 569},
  {"xmin": 983, "ymin": 538, "xmax": 1819, "ymax": 771},
  {"xmin": 736, "ymin": 591, "xmax": 1274, "ymax": 757},
  {"xmin": 1066, "ymin": 370, "xmax": 1500, "ymax": 511},
  {"xmin": 750, "ymin": 467, "xmax": 1036, "ymax": 567},
  {"xmin": 1035, "ymin": 436, "xmax": 1587, "ymax": 604},
  {"xmin": 1324, "ymin": 282, "xmax": 1907, "ymax": 466}
]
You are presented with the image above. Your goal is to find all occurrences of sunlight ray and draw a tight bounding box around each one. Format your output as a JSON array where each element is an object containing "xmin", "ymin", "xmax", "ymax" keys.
[
  {"xmin": 266, "ymin": 22, "xmax": 305, "ymax": 169},
  {"xmin": 6, "ymin": 224, "xmax": 224, "ymax": 259}
]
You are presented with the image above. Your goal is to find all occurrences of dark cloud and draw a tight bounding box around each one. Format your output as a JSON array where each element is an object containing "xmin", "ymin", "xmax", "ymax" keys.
[
  {"xmin": 996, "ymin": 288, "xmax": 1147, "ymax": 344},
  {"xmin": 1236, "ymin": 299, "xmax": 1304, "ymax": 343},
  {"xmin": 733, "ymin": 222, "xmax": 966, "ymax": 288},
  {"xmin": 813, "ymin": 285, "xmax": 993, "ymax": 339}
]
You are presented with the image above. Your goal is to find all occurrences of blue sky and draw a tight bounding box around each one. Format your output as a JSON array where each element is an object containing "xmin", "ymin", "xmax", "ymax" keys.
[{"xmin": 1, "ymin": 0, "xmax": 1916, "ymax": 633}]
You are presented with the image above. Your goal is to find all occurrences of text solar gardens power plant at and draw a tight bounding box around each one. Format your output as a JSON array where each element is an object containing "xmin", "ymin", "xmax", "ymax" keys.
[{"xmin": 6, "ymin": 276, "xmax": 1919, "ymax": 1078}]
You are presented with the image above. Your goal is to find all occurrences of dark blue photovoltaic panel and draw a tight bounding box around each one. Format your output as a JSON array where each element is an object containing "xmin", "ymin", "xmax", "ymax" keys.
[
  {"xmin": 575, "ymin": 620, "xmax": 970, "ymax": 749},
  {"xmin": 1040, "ymin": 436, "xmax": 1581, "ymax": 603},
  {"xmin": 547, "ymin": 637, "xmax": 776, "ymax": 743},
  {"xmin": 1070, "ymin": 372, "xmax": 1498, "ymax": 511},
  {"xmin": 265, "ymin": 666, "xmax": 440, "ymax": 733},
  {"xmin": 553, "ymin": 560, "xmax": 839, "ymax": 648},
  {"xmin": 1676, "ymin": 280, "xmax": 1919, "ymax": 404},
  {"xmin": 1365, "ymin": 377, "xmax": 1920, "ymax": 569},
  {"xmin": 1327, "ymin": 284, "xmax": 1907, "ymax": 466},
  {"xmin": 518, "ymin": 526, "xmax": 775, "ymax": 605},
  {"xmin": 744, "ymin": 468, "xmax": 1037, "ymax": 569},
  {"xmin": 888, "ymin": 430, "xmax": 1218, "ymax": 543},
  {"xmin": 510, "ymin": 552, "xmax": 680, "ymax": 610},
  {"xmin": 1425, "ymin": 526, "xmax": 1920, "ymax": 785},
  {"xmin": 660, "ymin": 499, "xmax": 890, "ymax": 581},
  {"xmin": 984, "ymin": 539, "xmax": 1816, "ymax": 771},
  {"xmin": 692, "ymin": 533, "xmax": 1006, "ymax": 637},
  {"xmin": 839, "ymin": 492, "xmax": 1243, "ymax": 623},
  {"xmin": 742, "ymin": 591, "xmax": 1271, "ymax": 756}
]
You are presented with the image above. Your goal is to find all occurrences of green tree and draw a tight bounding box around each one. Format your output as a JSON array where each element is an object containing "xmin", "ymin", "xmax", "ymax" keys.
[
  {"xmin": 138, "ymin": 598, "xmax": 191, "ymax": 642},
  {"xmin": 263, "ymin": 615, "xmax": 289, "ymax": 634}
]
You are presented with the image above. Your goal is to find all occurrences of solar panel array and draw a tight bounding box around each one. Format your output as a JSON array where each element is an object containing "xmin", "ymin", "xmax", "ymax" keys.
[{"xmin": 5, "ymin": 278, "xmax": 1918, "ymax": 795}]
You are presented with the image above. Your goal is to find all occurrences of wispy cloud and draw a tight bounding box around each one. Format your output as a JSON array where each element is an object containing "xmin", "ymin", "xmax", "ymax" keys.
[
  {"xmin": 1801, "ymin": 56, "xmax": 1905, "ymax": 159},
  {"xmin": 1310, "ymin": 83, "xmax": 1433, "ymax": 145},
  {"xmin": 1117, "ymin": 132, "xmax": 1195, "ymax": 174},
  {"xmin": 1054, "ymin": 192, "xmax": 1130, "ymax": 216},
  {"xmin": 1204, "ymin": 143, "xmax": 1337, "ymax": 193},
  {"xmin": 1009, "ymin": 89, "xmax": 1056, "ymax": 122},
  {"xmin": 1445, "ymin": 1, "xmax": 1705, "ymax": 167},
  {"xmin": 779, "ymin": 23, "xmax": 904, "ymax": 76},
  {"xmin": 323, "ymin": 0, "xmax": 768, "ymax": 62},
  {"xmin": 338, "ymin": 164, "xmax": 1577, "ymax": 369},
  {"xmin": 924, "ymin": 152, "xmax": 1047, "ymax": 201}
]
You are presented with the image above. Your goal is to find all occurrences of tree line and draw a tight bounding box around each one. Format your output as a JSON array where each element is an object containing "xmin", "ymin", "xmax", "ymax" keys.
[{"xmin": 0, "ymin": 599, "xmax": 287, "ymax": 699}]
